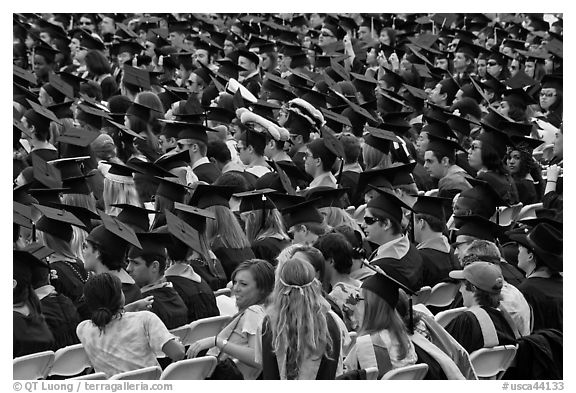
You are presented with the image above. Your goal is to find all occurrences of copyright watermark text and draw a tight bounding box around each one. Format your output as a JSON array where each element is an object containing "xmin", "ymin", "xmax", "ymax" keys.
[
  {"xmin": 13, "ymin": 381, "xmax": 173, "ymax": 393},
  {"xmin": 502, "ymin": 382, "xmax": 564, "ymax": 391}
]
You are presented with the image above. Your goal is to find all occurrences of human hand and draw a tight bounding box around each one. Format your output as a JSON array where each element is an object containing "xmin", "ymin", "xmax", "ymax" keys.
[
  {"xmin": 186, "ymin": 337, "xmax": 213, "ymax": 358},
  {"xmin": 546, "ymin": 164, "xmax": 561, "ymax": 182},
  {"xmin": 124, "ymin": 295, "xmax": 154, "ymax": 312},
  {"xmin": 388, "ymin": 53, "xmax": 400, "ymax": 71}
]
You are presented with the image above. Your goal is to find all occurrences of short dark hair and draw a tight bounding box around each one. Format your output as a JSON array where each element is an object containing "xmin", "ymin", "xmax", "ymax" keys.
[
  {"xmin": 207, "ymin": 139, "xmax": 231, "ymax": 164},
  {"xmin": 85, "ymin": 50, "xmax": 112, "ymax": 75},
  {"xmin": 415, "ymin": 213, "xmax": 446, "ymax": 233},
  {"xmin": 428, "ymin": 147, "xmax": 456, "ymax": 164},
  {"xmin": 371, "ymin": 211, "xmax": 403, "ymax": 235},
  {"xmin": 140, "ymin": 253, "xmax": 167, "ymax": 275},
  {"xmin": 339, "ymin": 133, "xmax": 361, "ymax": 164},
  {"xmin": 87, "ymin": 239, "xmax": 123, "ymax": 271},
  {"xmin": 314, "ymin": 232, "xmax": 354, "ymax": 274}
]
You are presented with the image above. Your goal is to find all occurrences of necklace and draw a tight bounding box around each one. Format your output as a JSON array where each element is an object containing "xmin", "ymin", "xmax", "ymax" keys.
[{"xmin": 61, "ymin": 260, "xmax": 88, "ymax": 284}]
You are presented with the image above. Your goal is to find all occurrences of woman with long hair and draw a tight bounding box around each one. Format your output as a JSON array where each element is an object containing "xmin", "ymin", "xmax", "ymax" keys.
[
  {"xmin": 467, "ymin": 111, "xmax": 519, "ymax": 205},
  {"xmin": 84, "ymin": 50, "xmax": 118, "ymax": 100},
  {"xmin": 187, "ymin": 259, "xmax": 275, "ymax": 380},
  {"xmin": 260, "ymin": 257, "xmax": 342, "ymax": 379},
  {"xmin": 102, "ymin": 162, "xmax": 142, "ymax": 216},
  {"xmin": 506, "ymin": 145, "xmax": 543, "ymax": 205},
  {"xmin": 343, "ymin": 272, "xmax": 417, "ymax": 378},
  {"xmin": 76, "ymin": 273, "xmax": 185, "ymax": 378},
  {"xmin": 13, "ymin": 249, "xmax": 55, "ymax": 358},
  {"xmin": 238, "ymin": 194, "xmax": 291, "ymax": 265}
]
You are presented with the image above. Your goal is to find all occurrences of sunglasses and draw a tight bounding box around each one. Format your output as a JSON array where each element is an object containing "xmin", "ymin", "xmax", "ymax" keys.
[
  {"xmin": 363, "ymin": 216, "xmax": 382, "ymax": 225},
  {"xmin": 79, "ymin": 21, "xmax": 93, "ymax": 25},
  {"xmin": 540, "ymin": 92, "xmax": 557, "ymax": 98},
  {"xmin": 487, "ymin": 61, "xmax": 498, "ymax": 66}
]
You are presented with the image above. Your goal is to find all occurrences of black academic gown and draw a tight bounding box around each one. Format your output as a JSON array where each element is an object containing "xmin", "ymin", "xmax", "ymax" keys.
[
  {"xmin": 193, "ymin": 162, "xmax": 221, "ymax": 184},
  {"xmin": 142, "ymin": 283, "xmax": 189, "ymax": 329},
  {"xmin": 50, "ymin": 259, "xmax": 88, "ymax": 306},
  {"xmin": 40, "ymin": 291, "xmax": 81, "ymax": 351},
  {"xmin": 518, "ymin": 276, "xmax": 563, "ymax": 332},
  {"xmin": 371, "ymin": 243, "xmax": 425, "ymax": 292},
  {"xmin": 418, "ymin": 248, "xmax": 459, "ymax": 288},
  {"xmin": 13, "ymin": 311, "xmax": 54, "ymax": 358},
  {"xmin": 166, "ymin": 275, "xmax": 219, "ymax": 323},
  {"xmin": 444, "ymin": 306, "xmax": 518, "ymax": 354}
]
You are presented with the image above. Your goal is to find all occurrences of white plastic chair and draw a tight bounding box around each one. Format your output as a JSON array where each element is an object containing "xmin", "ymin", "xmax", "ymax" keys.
[
  {"xmin": 169, "ymin": 324, "xmax": 190, "ymax": 345},
  {"xmin": 160, "ymin": 356, "xmax": 218, "ymax": 380},
  {"xmin": 109, "ymin": 366, "xmax": 162, "ymax": 380},
  {"xmin": 425, "ymin": 189, "xmax": 439, "ymax": 197},
  {"xmin": 469, "ymin": 345, "xmax": 518, "ymax": 379},
  {"xmin": 492, "ymin": 203, "xmax": 523, "ymax": 226},
  {"xmin": 516, "ymin": 202, "xmax": 543, "ymax": 222},
  {"xmin": 434, "ymin": 306, "xmax": 467, "ymax": 328},
  {"xmin": 381, "ymin": 364, "xmax": 429, "ymax": 380},
  {"xmin": 364, "ymin": 366, "xmax": 379, "ymax": 380},
  {"xmin": 216, "ymin": 295, "xmax": 238, "ymax": 316},
  {"xmin": 412, "ymin": 286, "xmax": 432, "ymax": 305},
  {"xmin": 186, "ymin": 315, "xmax": 232, "ymax": 346},
  {"xmin": 426, "ymin": 282, "xmax": 460, "ymax": 307},
  {"xmin": 48, "ymin": 344, "xmax": 92, "ymax": 377},
  {"xmin": 68, "ymin": 372, "xmax": 107, "ymax": 380},
  {"xmin": 13, "ymin": 350, "xmax": 55, "ymax": 380}
]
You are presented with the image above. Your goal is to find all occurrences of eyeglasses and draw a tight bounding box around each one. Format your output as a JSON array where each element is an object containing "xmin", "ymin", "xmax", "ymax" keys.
[
  {"xmin": 469, "ymin": 144, "xmax": 481, "ymax": 151},
  {"xmin": 487, "ymin": 61, "xmax": 498, "ymax": 66},
  {"xmin": 79, "ymin": 20, "xmax": 93, "ymax": 25},
  {"xmin": 321, "ymin": 31, "xmax": 335, "ymax": 38},
  {"xmin": 540, "ymin": 92, "xmax": 557, "ymax": 98},
  {"xmin": 363, "ymin": 216, "xmax": 382, "ymax": 225}
]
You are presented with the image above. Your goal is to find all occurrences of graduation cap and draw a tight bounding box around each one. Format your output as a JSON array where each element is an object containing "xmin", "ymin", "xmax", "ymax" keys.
[
  {"xmin": 20, "ymin": 242, "xmax": 55, "ymax": 263},
  {"xmin": 509, "ymin": 135, "xmax": 544, "ymax": 154},
  {"xmin": 87, "ymin": 211, "xmax": 142, "ymax": 255},
  {"xmin": 31, "ymin": 154, "xmax": 62, "ymax": 189},
  {"xmin": 173, "ymin": 201, "xmax": 215, "ymax": 233},
  {"xmin": 502, "ymin": 87, "xmax": 537, "ymax": 108},
  {"xmin": 366, "ymin": 185, "xmax": 412, "ymax": 227},
  {"xmin": 14, "ymin": 249, "xmax": 49, "ymax": 287},
  {"xmin": 281, "ymin": 197, "xmax": 324, "ymax": 229},
  {"xmin": 360, "ymin": 262, "xmax": 413, "ymax": 311},
  {"xmin": 126, "ymin": 100, "xmax": 162, "ymax": 124},
  {"xmin": 44, "ymin": 203, "xmax": 100, "ymax": 232},
  {"xmin": 363, "ymin": 126, "xmax": 398, "ymax": 155},
  {"xmin": 234, "ymin": 188, "xmax": 277, "ymax": 213},
  {"xmin": 33, "ymin": 203, "xmax": 86, "ymax": 242},
  {"xmin": 56, "ymin": 72, "xmax": 87, "ymax": 96},
  {"xmin": 33, "ymin": 42, "xmax": 60, "ymax": 64},
  {"xmin": 517, "ymin": 207, "xmax": 562, "ymax": 230},
  {"xmin": 455, "ymin": 214, "xmax": 502, "ymax": 242},
  {"xmin": 125, "ymin": 159, "xmax": 176, "ymax": 180},
  {"xmin": 14, "ymin": 201, "xmax": 34, "ymax": 231},
  {"xmin": 505, "ymin": 70, "xmax": 538, "ymax": 90},
  {"xmin": 168, "ymin": 20, "xmax": 191, "ymax": 34},
  {"xmin": 26, "ymin": 99, "xmax": 61, "ymax": 126},
  {"xmin": 154, "ymin": 176, "xmax": 193, "ymax": 202},
  {"xmin": 112, "ymin": 203, "xmax": 157, "ymax": 233},
  {"xmin": 173, "ymin": 122, "xmax": 216, "ymax": 144},
  {"xmin": 237, "ymin": 49, "xmax": 260, "ymax": 66},
  {"xmin": 478, "ymin": 108, "xmax": 514, "ymax": 157},
  {"xmin": 122, "ymin": 65, "xmax": 153, "ymax": 90},
  {"xmin": 412, "ymin": 195, "xmax": 452, "ymax": 222},
  {"xmin": 105, "ymin": 120, "xmax": 144, "ymax": 141},
  {"xmin": 103, "ymin": 160, "xmax": 141, "ymax": 183},
  {"xmin": 541, "ymin": 74, "xmax": 562, "ymax": 91},
  {"xmin": 455, "ymin": 178, "xmax": 500, "ymax": 220},
  {"xmin": 47, "ymin": 101, "xmax": 74, "ymax": 120},
  {"xmin": 305, "ymin": 187, "xmax": 350, "ymax": 209},
  {"xmin": 57, "ymin": 126, "xmax": 101, "ymax": 147},
  {"xmin": 165, "ymin": 209, "xmax": 202, "ymax": 252},
  {"xmin": 78, "ymin": 33, "xmax": 105, "ymax": 51},
  {"xmin": 47, "ymin": 73, "xmax": 74, "ymax": 101},
  {"xmin": 189, "ymin": 184, "xmax": 234, "ymax": 209},
  {"xmin": 426, "ymin": 133, "xmax": 466, "ymax": 158},
  {"xmin": 274, "ymin": 160, "xmax": 312, "ymax": 186},
  {"xmin": 47, "ymin": 156, "xmax": 90, "ymax": 180},
  {"xmin": 14, "ymin": 65, "xmax": 37, "ymax": 86},
  {"xmin": 126, "ymin": 232, "xmax": 172, "ymax": 261},
  {"xmin": 265, "ymin": 192, "xmax": 304, "ymax": 211}
]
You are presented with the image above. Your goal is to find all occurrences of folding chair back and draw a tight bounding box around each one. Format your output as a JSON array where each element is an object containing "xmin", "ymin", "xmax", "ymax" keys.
[
  {"xmin": 69, "ymin": 372, "xmax": 107, "ymax": 380},
  {"xmin": 186, "ymin": 315, "xmax": 233, "ymax": 345},
  {"xmin": 412, "ymin": 286, "xmax": 432, "ymax": 305},
  {"xmin": 434, "ymin": 306, "xmax": 467, "ymax": 327},
  {"xmin": 381, "ymin": 364, "xmax": 429, "ymax": 380},
  {"xmin": 160, "ymin": 356, "xmax": 218, "ymax": 380},
  {"xmin": 49, "ymin": 344, "xmax": 92, "ymax": 377},
  {"xmin": 109, "ymin": 366, "xmax": 162, "ymax": 380},
  {"xmin": 365, "ymin": 366, "xmax": 379, "ymax": 380},
  {"xmin": 426, "ymin": 282, "xmax": 460, "ymax": 307},
  {"xmin": 13, "ymin": 350, "xmax": 55, "ymax": 380},
  {"xmin": 216, "ymin": 295, "xmax": 238, "ymax": 316},
  {"xmin": 469, "ymin": 345, "xmax": 518, "ymax": 379}
]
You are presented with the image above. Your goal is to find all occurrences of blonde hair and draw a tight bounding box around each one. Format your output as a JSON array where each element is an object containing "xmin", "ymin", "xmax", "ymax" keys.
[
  {"xmin": 267, "ymin": 257, "xmax": 333, "ymax": 379},
  {"xmin": 244, "ymin": 209, "xmax": 290, "ymax": 244},
  {"xmin": 103, "ymin": 177, "xmax": 142, "ymax": 216},
  {"xmin": 319, "ymin": 206, "xmax": 363, "ymax": 234},
  {"xmin": 362, "ymin": 143, "xmax": 392, "ymax": 170}
]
